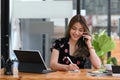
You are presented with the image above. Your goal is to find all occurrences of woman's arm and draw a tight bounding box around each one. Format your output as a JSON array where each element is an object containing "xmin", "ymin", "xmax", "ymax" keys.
[
  {"xmin": 88, "ymin": 46, "xmax": 101, "ymax": 69},
  {"xmin": 83, "ymin": 33, "xmax": 101, "ymax": 69},
  {"xmin": 87, "ymin": 40, "xmax": 101, "ymax": 69},
  {"xmin": 50, "ymin": 49, "xmax": 79, "ymax": 71}
]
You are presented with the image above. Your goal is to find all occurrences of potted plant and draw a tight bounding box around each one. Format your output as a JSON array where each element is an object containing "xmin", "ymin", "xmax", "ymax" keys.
[
  {"xmin": 105, "ymin": 56, "xmax": 118, "ymax": 70},
  {"xmin": 107, "ymin": 57, "xmax": 118, "ymax": 65},
  {"xmin": 92, "ymin": 30, "xmax": 116, "ymax": 68}
]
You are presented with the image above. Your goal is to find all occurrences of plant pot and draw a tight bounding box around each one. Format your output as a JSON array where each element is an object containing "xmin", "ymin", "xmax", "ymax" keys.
[{"xmin": 105, "ymin": 64, "xmax": 112, "ymax": 71}]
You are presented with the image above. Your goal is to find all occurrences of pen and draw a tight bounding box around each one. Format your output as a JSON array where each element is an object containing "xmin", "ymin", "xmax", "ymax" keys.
[
  {"xmin": 67, "ymin": 56, "xmax": 73, "ymax": 64},
  {"xmin": 67, "ymin": 56, "xmax": 79, "ymax": 72}
]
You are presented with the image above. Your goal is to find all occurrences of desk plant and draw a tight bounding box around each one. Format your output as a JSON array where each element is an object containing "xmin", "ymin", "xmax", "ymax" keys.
[
  {"xmin": 107, "ymin": 56, "xmax": 118, "ymax": 65},
  {"xmin": 92, "ymin": 30, "xmax": 117, "ymax": 68},
  {"xmin": 105, "ymin": 56, "xmax": 118, "ymax": 70}
]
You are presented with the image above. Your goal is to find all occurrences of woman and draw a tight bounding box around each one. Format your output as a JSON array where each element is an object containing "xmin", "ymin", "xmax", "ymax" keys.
[{"xmin": 50, "ymin": 15, "xmax": 101, "ymax": 71}]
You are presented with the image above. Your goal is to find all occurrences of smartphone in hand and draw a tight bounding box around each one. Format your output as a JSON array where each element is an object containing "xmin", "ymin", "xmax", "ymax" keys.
[{"xmin": 82, "ymin": 32, "xmax": 89, "ymax": 46}]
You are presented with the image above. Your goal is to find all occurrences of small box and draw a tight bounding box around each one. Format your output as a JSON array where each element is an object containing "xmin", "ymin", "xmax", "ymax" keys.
[{"xmin": 112, "ymin": 65, "xmax": 120, "ymax": 77}]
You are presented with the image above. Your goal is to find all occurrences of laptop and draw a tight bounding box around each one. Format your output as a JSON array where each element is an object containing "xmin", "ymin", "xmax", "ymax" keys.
[{"xmin": 13, "ymin": 50, "xmax": 56, "ymax": 74}]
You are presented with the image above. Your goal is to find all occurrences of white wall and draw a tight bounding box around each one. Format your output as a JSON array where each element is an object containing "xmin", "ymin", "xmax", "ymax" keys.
[{"xmin": 12, "ymin": 0, "xmax": 72, "ymax": 18}]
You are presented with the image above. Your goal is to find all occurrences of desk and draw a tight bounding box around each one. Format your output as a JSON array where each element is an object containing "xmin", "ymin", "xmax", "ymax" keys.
[{"xmin": 0, "ymin": 69, "xmax": 120, "ymax": 80}]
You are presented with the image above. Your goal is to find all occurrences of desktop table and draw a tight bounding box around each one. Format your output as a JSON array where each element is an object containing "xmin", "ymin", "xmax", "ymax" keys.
[{"xmin": 0, "ymin": 69, "xmax": 120, "ymax": 80}]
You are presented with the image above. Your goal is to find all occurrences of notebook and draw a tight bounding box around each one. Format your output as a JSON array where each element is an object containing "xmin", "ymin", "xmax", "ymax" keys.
[
  {"xmin": 13, "ymin": 50, "xmax": 56, "ymax": 74},
  {"xmin": 87, "ymin": 70, "xmax": 112, "ymax": 77}
]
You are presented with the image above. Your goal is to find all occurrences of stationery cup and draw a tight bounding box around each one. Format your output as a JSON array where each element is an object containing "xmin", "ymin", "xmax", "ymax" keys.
[{"xmin": 105, "ymin": 64, "xmax": 112, "ymax": 71}]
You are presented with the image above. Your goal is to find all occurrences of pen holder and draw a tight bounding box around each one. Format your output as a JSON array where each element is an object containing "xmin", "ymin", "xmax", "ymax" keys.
[{"xmin": 4, "ymin": 58, "xmax": 13, "ymax": 75}]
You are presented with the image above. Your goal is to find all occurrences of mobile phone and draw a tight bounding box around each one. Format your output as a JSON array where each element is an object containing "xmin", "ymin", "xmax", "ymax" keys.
[
  {"xmin": 81, "ymin": 36, "xmax": 85, "ymax": 46},
  {"xmin": 82, "ymin": 32, "xmax": 89, "ymax": 40}
]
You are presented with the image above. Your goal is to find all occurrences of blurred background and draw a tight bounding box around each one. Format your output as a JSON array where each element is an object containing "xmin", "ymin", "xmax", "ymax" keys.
[{"xmin": 1, "ymin": 0, "xmax": 120, "ymax": 67}]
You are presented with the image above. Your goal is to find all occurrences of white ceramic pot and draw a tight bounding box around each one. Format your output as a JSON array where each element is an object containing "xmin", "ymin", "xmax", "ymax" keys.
[{"xmin": 105, "ymin": 64, "xmax": 112, "ymax": 71}]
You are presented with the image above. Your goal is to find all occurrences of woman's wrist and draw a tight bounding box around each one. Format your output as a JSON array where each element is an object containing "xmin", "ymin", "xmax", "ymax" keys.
[
  {"xmin": 65, "ymin": 65, "xmax": 70, "ymax": 71},
  {"xmin": 88, "ymin": 46, "xmax": 94, "ymax": 49}
]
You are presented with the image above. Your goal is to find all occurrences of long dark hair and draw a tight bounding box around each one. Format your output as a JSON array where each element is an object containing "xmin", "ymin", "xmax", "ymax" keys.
[{"xmin": 65, "ymin": 14, "xmax": 90, "ymax": 58}]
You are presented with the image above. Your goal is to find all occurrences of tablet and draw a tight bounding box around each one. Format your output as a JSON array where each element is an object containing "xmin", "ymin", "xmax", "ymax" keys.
[{"xmin": 14, "ymin": 50, "xmax": 56, "ymax": 74}]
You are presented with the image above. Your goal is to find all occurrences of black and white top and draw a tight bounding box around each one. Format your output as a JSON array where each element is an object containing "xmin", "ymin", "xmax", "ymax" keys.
[{"xmin": 51, "ymin": 37, "xmax": 91, "ymax": 68}]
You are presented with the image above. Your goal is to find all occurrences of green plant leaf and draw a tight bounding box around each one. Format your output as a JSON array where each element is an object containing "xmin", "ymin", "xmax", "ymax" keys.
[
  {"xmin": 100, "ymin": 29, "xmax": 106, "ymax": 34},
  {"xmin": 107, "ymin": 57, "xmax": 112, "ymax": 64},
  {"xmin": 111, "ymin": 57, "xmax": 118, "ymax": 65},
  {"xmin": 98, "ymin": 35, "xmax": 116, "ymax": 54},
  {"xmin": 96, "ymin": 51, "xmax": 104, "ymax": 56}
]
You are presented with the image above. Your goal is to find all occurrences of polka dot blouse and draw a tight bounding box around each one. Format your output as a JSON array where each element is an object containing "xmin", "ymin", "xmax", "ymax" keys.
[{"xmin": 51, "ymin": 37, "xmax": 90, "ymax": 68}]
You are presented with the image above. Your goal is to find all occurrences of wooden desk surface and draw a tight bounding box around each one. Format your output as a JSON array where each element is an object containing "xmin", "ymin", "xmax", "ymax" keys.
[{"xmin": 0, "ymin": 69, "xmax": 120, "ymax": 80}]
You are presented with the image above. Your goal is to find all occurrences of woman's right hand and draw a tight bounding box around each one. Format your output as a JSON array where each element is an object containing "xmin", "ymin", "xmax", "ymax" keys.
[{"xmin": 67, "ymin": 64, "xmax": 79, "ymax": 70}]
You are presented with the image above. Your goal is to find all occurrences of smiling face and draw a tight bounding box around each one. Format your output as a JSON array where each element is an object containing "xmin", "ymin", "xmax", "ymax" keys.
[
  {"xmin": 70, "ymin": 22, "xmax": 84, "ymax": 42},
  {"xmin": 65, "ymin": 15, "xmax": 90, "ymax": 42}
]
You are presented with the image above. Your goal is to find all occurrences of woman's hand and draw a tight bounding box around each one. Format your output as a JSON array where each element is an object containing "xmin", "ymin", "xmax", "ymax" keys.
[
  {"xmin": 67, "ymin": 64, "xmax": 79, "ymax": 70},
  {"xmin": 82, "ymin": 32, "xmax": 92, "ymax": 47}
]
